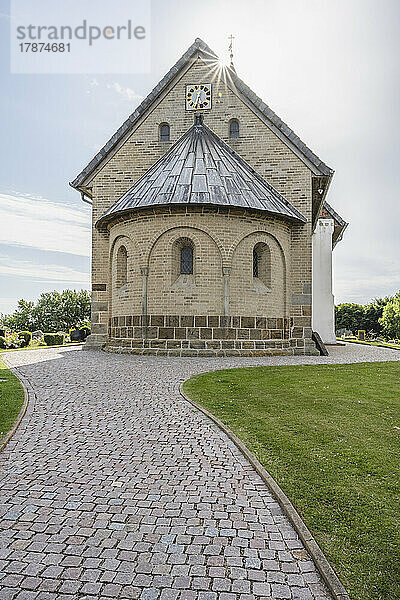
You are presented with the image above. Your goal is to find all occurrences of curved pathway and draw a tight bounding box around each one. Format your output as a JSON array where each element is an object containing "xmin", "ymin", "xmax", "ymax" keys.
[{"xmin": 0, "ymin": 344, "xmax": 398, "ymax": 599}]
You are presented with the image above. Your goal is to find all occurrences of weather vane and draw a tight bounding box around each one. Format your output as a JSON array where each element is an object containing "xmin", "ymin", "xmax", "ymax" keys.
[{"xmin": 228, "ymin": 34, "xmax": 235, "ymax": 70}]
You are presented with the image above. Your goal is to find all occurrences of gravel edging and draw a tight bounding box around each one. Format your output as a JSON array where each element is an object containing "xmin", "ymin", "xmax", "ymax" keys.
[
  {"xmin": 339, "ymin": 339, "xmax": 400, "ymax": 351},
  {"xmin": 179, "ymin": 382, "xmax": 351, "ymax": 600},
  {"xmin": 0, "ymin": 354, "xmax": 32, "ymax": 454}
]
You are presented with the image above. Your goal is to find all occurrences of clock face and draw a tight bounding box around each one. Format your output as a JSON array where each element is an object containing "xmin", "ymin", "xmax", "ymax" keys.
[{"xmin": 186, "ymin": 84, "xmax": 212, "ymax": 110}]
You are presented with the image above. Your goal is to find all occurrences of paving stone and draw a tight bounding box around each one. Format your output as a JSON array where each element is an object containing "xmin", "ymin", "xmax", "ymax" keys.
[
  {"xmin": 19, "ymin": 578, "xmax": 41, "ymax": 591},
  {"xmin": 252, "ymin": 582, "xmax": 271, "ymax": 596},
  {"xmin": 103, "ymin": 583, "xmax": 123, "ymax": 597},
  {"xmin": 140, "ymin": 589, "xmax": 160, "ymax": 600},
  {"xmin": 292, "ymin": 588, "xmax": 313, "ymax": 600},
  {"xmin": 1, "ymin": 347, "xmax": 379, "ymax": 598},
  {"xmin": 80, "ymin": 582, "xmax": 102, "ymax": 594},
  {"xmin": 231, "ymin": 580, "xmax": 251, "ymax": 593},
  {"xmin": 58, "ymin": 580, "xmax": 82, "ymax": 594},
  {"xmin": 159, "ymin": 591, "xmax": 179, "ymax": 600},
  {"xmin": 0, "ymin": 589, "xmax": 19, "ymax": 600},
  {"xmin": 271, "ymin": 583, "xmax": 292, "ymax": 598}
]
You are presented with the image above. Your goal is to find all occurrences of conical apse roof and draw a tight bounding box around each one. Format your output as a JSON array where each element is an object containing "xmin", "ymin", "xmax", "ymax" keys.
[{"xmin": 97, "ymin": 116, "xmax": 307, "ymax": 228}]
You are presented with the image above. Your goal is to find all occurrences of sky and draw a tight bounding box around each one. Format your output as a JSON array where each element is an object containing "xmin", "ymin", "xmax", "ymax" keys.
[{"xmin": 0, "ymin": 0, "xmax": 399, "ymax": 315}]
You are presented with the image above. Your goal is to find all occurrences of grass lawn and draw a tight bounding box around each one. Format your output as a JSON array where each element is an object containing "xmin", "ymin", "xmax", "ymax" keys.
[
  {"xmin": 183, "ymin": 361, "xmax": 400, "ymax": 600},
  {"xmin": 0, "ymin": 357, "xmax": 25, "ymax": 443}
]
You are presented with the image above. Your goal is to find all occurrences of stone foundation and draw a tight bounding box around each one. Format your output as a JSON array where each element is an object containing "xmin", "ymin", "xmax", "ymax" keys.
[{"xmin": 104, "ymin": 314, "xmax": 319, "ymax": 356}]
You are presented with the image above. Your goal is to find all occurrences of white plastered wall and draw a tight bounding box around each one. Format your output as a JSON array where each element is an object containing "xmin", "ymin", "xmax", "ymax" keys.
[{"xmin": 312, "ymin": 218, "xmax": 336, "ymax": 344}]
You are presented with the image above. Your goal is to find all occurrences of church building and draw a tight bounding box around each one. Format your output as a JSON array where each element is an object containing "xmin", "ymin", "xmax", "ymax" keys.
[{"xmin": 71, "ymin": 38, "xmax": 347, "ymax": 356}]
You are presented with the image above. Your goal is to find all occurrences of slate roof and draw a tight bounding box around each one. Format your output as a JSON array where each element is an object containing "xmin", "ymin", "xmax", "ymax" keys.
[
  {"xmin": 71, "ymin": 38, "xmax": 333, "ymax": 192},
  {"xmin": 96, "ymin": 116, "xmax": 307, "ymax": 228},
  {"xmin": 321, "ymin": 201, "xmax": 348, "ymax": 247}
]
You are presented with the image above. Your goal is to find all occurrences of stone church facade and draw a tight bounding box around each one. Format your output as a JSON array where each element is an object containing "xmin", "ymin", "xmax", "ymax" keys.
[{"xmin": 71, "ymin": 38, "xmax": 347, "ymax": 356}]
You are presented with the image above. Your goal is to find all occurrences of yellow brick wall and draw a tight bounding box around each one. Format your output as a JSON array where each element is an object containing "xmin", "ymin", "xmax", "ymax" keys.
[
  {"xmin": 109, "ymin": 208, "xmax": 290, "ymax": 318},
  {"xmin": 86, "ymin": 56, "xmax": 313, "ymax": 344}
]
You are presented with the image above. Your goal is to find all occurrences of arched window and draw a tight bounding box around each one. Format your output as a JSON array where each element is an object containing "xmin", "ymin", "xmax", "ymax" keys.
[
  {"xmin": 229, "ymin": 119, "xmax": 239, "ymax": 139},
  {"xmin": 116, "ymin": 245, "xmax": 127, "ymax": 288},
  {"xmin": 159, "ymin": 123, "xmax": 170, "ymax": 142},
  {"xmin": 180, "ymin": 245, "xmax": 193, "ymax": 274},
  {"xmin": 253, "ymin": 242, "xmax": 271, "ymax": 288},
  {"xmin": 253, "ymin": 247, "xmax": 260, "ymax": 278}
]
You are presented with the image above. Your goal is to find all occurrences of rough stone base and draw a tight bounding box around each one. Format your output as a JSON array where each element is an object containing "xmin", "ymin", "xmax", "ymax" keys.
[
  {"xmin": 82, "ymin": 333, "xmax": 107, "ymax": 351},
  {"xmin": 105, "ymin": 314, "xmax": 319, "ymax": 357},
  {"xmin": 104, "ymin": 338, "xmax": 319, "ymax": 357},
  {"xmin": 104, "ymin": 345, "xmax": 295, "ymax": 357}
]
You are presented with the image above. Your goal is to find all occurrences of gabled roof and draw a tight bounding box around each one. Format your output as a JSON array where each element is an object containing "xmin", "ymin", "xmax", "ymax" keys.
[
  {"xmin": 321, "ymin": 201, "xmax": 348, "ymax": 247},
  {"xmin": 96, "ymin": 116, "xmax": 306, "ymax": 228},
  {"xmin": 71, "ymin": 38, "xmax": 333, "ymax": 193}
]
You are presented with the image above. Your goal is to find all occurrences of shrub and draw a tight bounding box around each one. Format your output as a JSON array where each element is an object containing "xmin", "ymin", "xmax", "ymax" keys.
[
  {"xmin": 0, "ymin": 331, "xmax": 21, "ymax": 349},
  {"xmin": 0, "ymin": 336, "xmax": 6, "ymax": 349},
  {"xmin": 44, "ymin": 333, "xmax": 64, "ymax": 346},
  {"xmin": 18, "ymin": 331, "xmax": 32, "ymax": 347}
]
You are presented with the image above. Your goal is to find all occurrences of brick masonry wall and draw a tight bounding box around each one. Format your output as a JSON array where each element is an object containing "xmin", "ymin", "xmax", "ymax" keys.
[
  {"xmin": 109, "ymin": 208, "xmax": 291, "ymax": 318},
  {"xmin": 85, "ymin": 56, "xmax": 314, "ymax": 350}
]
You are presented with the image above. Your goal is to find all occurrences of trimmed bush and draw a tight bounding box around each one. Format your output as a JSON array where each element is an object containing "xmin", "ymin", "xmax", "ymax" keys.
[
  {"xmin": 0, "ymin": 336, "xmax": 6, "ymax": 349},
  {"xmin": 18, "ymin": 331, "xmax": 32, "ymax": 347},
  {"xmin": 44, "ymin": 333, "xmax": 64, "ymax": 346}
]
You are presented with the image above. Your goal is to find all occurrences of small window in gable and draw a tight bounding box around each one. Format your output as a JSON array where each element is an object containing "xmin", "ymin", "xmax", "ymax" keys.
[
  {"xmin": 229, "ymin": 119, "xmax": 239, "ymax": 138},
  {"xmin": 159, "ymin": 123, "xmax": 170, "ymax": 142}
]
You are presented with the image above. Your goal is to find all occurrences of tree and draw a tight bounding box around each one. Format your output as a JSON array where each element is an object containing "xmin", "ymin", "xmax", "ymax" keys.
[
  {"xmin": 379, "ymin": 292, "xmax": 400, "ymax": 339},
  {"xmin": 1, "ymin": 299, "xmax": 36, "ymax": 331},
  {"xmin": 335, "ymin": 303, "xmax": 364, "ymax": 333},
  {"xmin": 362, "ymin": 297, "xmax": 391, "ymax": 335},
  {"xmin": 1, "ymin": 289, "xmax": 91, "ymax": 333}
]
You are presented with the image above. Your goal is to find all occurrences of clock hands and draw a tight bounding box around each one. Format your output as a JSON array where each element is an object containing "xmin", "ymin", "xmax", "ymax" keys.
[{"xmin": 194, "ymin": 90, "xmax": 201, "ymax": 109}]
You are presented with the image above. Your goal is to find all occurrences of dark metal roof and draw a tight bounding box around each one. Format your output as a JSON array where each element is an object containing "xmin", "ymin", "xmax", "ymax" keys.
[
  {"xmin": 323, "ymin": 201, "xmax": 347, "ymax": 228},
  {"xmin": 321, "ymin": 201, "xmax": 348, "ymax": 247},
  {"xmin": 97, "ymin": 117, "xmax": 307, "ymax": 228},
  {"xmin": 71, "ymin": 38, "xmax": 333, "ymax": 192}
]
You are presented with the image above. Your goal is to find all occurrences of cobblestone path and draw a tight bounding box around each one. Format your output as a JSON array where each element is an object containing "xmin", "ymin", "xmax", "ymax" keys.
[{"xmin": 1, "ymin": 344, "xmax": 398, "ymax": 599}]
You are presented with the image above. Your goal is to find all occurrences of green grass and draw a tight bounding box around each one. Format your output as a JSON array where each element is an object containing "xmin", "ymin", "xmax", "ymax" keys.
[
  {"xmin": 183, "ymin": 362, "xmax": 400, "ymax": 600},
  {"xmin": 0, "ymin": 357, "xmax": 25, "ymax": 443}
]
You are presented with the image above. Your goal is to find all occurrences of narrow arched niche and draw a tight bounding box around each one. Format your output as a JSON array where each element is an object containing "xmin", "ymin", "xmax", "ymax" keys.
[
  {"xmin": 253, "ymin": 242, "xmax": 271, "ymax": 291},
  {"xmin": 116, "ymin": 245, "xmax": 128, "ymax": 288}
]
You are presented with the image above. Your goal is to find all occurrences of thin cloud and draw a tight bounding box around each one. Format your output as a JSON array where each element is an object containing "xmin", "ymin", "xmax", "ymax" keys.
[
  {"xmin": 106, "ymin": 82, "xmax": 144, "ymax": 102},
  {"xmin": 0, "ymin": 192, "xmax": 90, "ymax": 256},
  {"xmin": 334, "ymin": 257, "xmax": 400, "ymax": 304},
  {"xmin": 0, "ymin": 255, "xmax": 89, "ymax": 285}
]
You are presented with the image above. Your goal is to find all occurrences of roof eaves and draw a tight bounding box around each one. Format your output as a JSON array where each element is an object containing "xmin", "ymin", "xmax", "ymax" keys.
[{"xmin": 323, "ymin": 200, "xmax": 348, "ymax": 228}]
